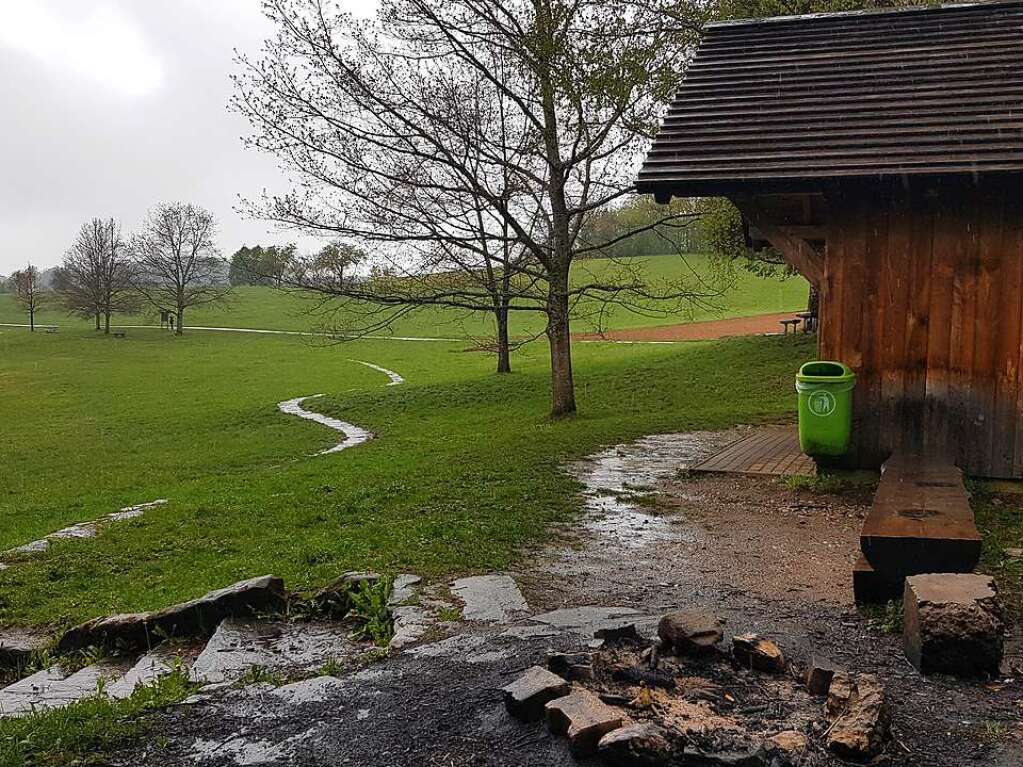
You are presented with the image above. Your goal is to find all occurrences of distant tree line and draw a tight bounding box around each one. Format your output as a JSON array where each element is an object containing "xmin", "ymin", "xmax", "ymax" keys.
[
  {"xmin": 576, "ymin": 198, "xmax": 710, "ymax": 259},
  {"xmin": 227, "ymin": 242, "xmax": 367, "ymax": 289}
]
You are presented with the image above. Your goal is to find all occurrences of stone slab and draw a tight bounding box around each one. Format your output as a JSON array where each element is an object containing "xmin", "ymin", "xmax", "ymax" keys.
[
  {"xmin": 269, "ymin": 675, "xmax": 348, "ymax": 705},
  {"xmin": 450, "ymin": 574, "xmax": 528, "ymax": 623},
  {"xmin": 903, "ymin": 573, "xmax": 1004, "ymax": 676},
  {"xmin": 545, "ymin": 688, "xmax": 625, "ymax": 756},
  {"xmin": 389, "ymin": 574, "xmax": 422, "ymax": 606},
  {"xmin": 0, "ymin": 659, "xmax": 130, "ymax": 717},
  {"xmin": 389, "ymin": 605, "xmax": 433, "ymax": 650},
  {"xmin": 0, "ymin": 668, "xmax": 67, "ymax": 717},
  {"xmin": 190, "ymin": 618, "xmax": 357, "ymax": 684},
  {"xmin": 502, "ymin": 665, "xmax": 570, "ymax": 722},
  {"xmin": 0, "ymin": 628, "xmax": 50, "ymax": 670},
  {"xmin": 106, "ymin": 646, "xmax": 182, "ymax": 699},
  {"xmin": 509, "ymin": 607, "xmax": 650, "ymax": 640},
  {"xmin": 57, "ymin": 575, "xmax": 287, "ymax": 653}
]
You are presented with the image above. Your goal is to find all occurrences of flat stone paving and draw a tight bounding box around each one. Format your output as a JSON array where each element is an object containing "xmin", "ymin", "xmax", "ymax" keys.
[
  {"xmin": 451, "ymin": 574, "xmax": 529, "ymax": 623},
  {"xmin": 0, "ymin": 659, "xmax": 132, "ymax": 717},
  {"xmin": 190, "ymin": 619, "xmax": 360, "ymax": 684}
]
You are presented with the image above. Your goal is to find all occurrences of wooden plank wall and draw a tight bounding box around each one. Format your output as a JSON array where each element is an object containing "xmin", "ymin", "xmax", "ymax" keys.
[{"xmin": 819, "ymin": 179, "xmax": 1023, "ymax": 478}]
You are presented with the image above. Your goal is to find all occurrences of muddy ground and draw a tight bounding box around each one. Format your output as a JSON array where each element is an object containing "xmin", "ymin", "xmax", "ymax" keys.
[{"xmin": 123, "ymin": 430, "xmax": 1022, "ymax": 767}]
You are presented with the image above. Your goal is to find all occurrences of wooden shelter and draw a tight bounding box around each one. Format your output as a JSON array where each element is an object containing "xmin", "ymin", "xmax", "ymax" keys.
[{"xmin": 638, "ymin": 1, "xmax": 1023, "ymax": 478}]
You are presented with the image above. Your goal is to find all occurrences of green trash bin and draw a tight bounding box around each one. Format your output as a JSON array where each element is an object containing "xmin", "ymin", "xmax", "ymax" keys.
[{"xmin": 796, "ymin": 361, "xmax": 856, "ymax": 456}]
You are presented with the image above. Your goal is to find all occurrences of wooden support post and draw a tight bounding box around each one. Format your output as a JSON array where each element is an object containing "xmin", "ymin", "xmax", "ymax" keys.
[{"xmin": 732, "ymin": 196, "xmax": 824, "ymax": 287}]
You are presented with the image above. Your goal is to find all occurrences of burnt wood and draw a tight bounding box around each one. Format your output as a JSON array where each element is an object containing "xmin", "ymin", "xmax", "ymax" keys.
[
  {"xmin": 860, "ymin": 455, "xmax": 981, "ymax": 579},
  {"xmin": 852, "ymin": 554, "xmax": 904, "ymax": 606},
  {"xmin": 637, "ymin": 1, "xmax": 1023, "ymax": 198}
]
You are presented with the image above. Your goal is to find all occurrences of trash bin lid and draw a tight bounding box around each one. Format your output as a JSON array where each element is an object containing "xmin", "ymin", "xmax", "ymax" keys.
[{"xmin": 797, "ymin": 360, "xmax": 855, "ymax": 383}]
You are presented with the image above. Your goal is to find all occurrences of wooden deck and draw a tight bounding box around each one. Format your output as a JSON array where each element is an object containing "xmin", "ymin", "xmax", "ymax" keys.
[{"xmin": 694, "ymin": 426, "xmax": 815, "ymax": 477}]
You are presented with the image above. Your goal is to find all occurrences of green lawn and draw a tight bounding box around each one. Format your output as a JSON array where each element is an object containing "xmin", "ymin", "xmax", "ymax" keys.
[
  {"xmin": 0, "ymin": 254, "xmax": 809, "ymax": 337},
  {"xmin": 0, "ymin": 319, "xmax": 814, "ymax": 628}
]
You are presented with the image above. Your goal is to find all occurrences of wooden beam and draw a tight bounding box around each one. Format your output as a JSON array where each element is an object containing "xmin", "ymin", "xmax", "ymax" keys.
[
  {"xmin": 733, "ymin": 196, "xmax": 825, "ymax": 286},
  {"xmin": 781, "ymin": 225, "xmax": 826, "ymax": 241}
]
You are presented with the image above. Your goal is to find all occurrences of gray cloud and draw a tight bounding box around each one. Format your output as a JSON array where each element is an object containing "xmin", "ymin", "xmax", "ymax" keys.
[{"xmin": 0, "ymin": 0, "xmax": 374, "ymax": 273}]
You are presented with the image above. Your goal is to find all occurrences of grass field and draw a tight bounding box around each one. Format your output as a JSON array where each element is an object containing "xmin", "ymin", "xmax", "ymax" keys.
[
  {"xmin": 0, "ymin": 254, "xmax": 809, "ymax": 337},
  {"xmin": 1, "ymin": 256, "xmax": 812, "ymax": 628}
]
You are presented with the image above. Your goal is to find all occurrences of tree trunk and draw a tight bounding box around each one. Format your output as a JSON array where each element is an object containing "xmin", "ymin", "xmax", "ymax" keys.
[
  {"xmin": 29, "ymin": 307, "xmax": 34, "ymax": 333},
  {"xmin": 104, "ymin": 312, "xmax": 111, "ymax": 335},
  {"xmin": 95, "ymin": 312, "xmax": 101, "ymax": 331},
  {"xmin": 495, "ymin": 300, "xmax": 511, "ymax": 374},
  {"xmin": 546, "ymin": 273, "xmax": 576, "ymax": 418},
  {"xmin": 176, "ymin": 307, "xmax": 184, "ymax": 336}
]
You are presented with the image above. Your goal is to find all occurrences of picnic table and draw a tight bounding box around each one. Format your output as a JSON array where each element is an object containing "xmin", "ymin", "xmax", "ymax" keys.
[{"xmin": 779, "ymin": 318, "xmax": 801, "ymax": 334}]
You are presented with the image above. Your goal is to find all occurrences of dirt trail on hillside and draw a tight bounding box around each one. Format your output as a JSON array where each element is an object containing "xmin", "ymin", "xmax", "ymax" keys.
[{"xmin": 575, "ymin": 311, "xmax": 802, "ymax": 342}]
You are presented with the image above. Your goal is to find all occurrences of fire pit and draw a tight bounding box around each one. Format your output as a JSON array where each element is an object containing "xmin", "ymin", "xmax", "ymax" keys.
[{"xmin": 502, "ymin": 612, "xmax": 890, "ymax": 765}]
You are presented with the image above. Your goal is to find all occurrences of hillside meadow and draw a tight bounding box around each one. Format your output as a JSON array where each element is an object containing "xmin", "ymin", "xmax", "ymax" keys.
[
  {"xmin": 0, "ymin": 254, "xmax": 809, "ymax": 337},
  {"xmin": 1, "ymin": 256, "xmax": 812, "ymax": 628}
]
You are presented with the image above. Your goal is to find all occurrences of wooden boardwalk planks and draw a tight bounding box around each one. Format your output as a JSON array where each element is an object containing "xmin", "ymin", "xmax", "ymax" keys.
[{"xmin": 694, "ymin": 426, "xmax": 815, "ymax": 477}]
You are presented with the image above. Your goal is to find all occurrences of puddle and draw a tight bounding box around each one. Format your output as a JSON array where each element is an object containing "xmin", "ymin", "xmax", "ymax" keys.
[{"xmin": 568, "ymin": 431, "xmax": 744, "ymax": 547}]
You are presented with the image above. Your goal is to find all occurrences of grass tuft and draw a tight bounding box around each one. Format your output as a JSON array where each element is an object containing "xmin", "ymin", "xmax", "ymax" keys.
[{"xmin": 0, "ymin": 665, "xmax": 196, "ymax": 767}]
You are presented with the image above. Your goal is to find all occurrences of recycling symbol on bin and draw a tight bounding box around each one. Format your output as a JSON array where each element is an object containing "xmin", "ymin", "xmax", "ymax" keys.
[{"xmin": 807, "ymin": 390, "xmax": 837, "ymax": 417}]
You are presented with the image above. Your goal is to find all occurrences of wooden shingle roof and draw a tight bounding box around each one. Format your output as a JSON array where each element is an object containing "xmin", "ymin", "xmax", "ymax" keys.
[{"xmin": 637, "ymin": 1, "xmax": 1023, "ymax": 198}]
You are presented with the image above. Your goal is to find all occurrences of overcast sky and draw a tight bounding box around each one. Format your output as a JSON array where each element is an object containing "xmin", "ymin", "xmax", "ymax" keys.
[{"xmin": 0, "ymin": 0, "xmax": 375, "ymax": 274}]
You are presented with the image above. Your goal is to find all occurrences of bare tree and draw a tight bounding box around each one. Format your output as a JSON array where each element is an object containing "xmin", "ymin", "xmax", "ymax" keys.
[
  {"xmin": 11, "ymin": 264, "xmax": 45, "ymax": 332},
  {"xmin": 131, "ymin": 202, "xmax": 230, "ymax": 335},
  {"xmin": 234, "ymin": 0, "xmax": 706, "ymax": 415},
  {"xmin": 55, "ymin": 218, "xmax": 136, "ymax": 333}
]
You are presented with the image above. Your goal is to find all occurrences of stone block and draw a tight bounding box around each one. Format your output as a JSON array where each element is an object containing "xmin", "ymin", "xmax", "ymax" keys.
[
  {"xmin": 657, "ymin": 611, "xmax": 724, "ymax": 656},
  {"xmin": 826, "ymin": 673, "xmax": 889, "ymax": 760},
  {"xmin": 763, "ymin": 731, "xmax": 808, "ymax": 764},
  {"xmin": 732, "ymin": 634, "xmax": 785, "ymax": 674},
  {"xmin": 805, "ymin": 654, "xmax": 838, "ymax": 696},
  {"xmin": 598, "ymin": 722, "xmax": 677, "ymax": 766},
  {"xmin": 545, "ymin": 688, "xmax": 624, "ymax": 756},
  {"xmin": 501, "ymin": 666, "xmax": 570, "ymax": 722},
  {"xmin": 57, "ymin": 575, "xmax": 287, "ymax": 654},
  {"xmin": 903, "ymin": 573, "xmax": 1004, "ymax": 676}
]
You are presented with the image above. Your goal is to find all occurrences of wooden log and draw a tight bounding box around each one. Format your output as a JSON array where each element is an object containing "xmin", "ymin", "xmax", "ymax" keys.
[{"xmin": 860, "ymin": 454, "xmax": 981, "ymax": 579}]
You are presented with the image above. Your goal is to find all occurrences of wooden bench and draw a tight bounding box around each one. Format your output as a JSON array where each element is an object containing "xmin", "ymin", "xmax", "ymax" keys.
[
  {"xmin": 779, "ymin": 318, "xmax": 801, "ymax": 334},
  {"xmin": 859, "ymin": 454, "xmax": 981, "ymax": 581}
]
